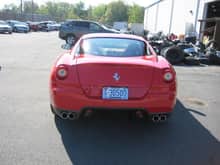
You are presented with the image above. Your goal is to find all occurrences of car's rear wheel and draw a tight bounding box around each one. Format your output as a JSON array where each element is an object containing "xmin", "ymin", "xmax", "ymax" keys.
[{"xmin": 66, "ymin": 35, "xmax": 76, "ymax": 45}]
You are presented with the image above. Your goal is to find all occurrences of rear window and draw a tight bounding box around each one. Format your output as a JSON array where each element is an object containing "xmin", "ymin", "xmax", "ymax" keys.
[{"xmin": 81, "ymin": 37, "xmax": 148, "ymax": 57}]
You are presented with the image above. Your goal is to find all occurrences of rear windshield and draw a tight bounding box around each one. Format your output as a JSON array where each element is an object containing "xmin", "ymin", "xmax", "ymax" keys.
[{"xmin": 81, "ymin": 37, "xmax": 148, "ymax": 57}]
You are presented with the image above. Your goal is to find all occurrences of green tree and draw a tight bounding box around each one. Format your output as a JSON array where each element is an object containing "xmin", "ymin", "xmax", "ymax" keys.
[
  {"xmin": 104, "ymin": 1, "xmax": 128, "ymax": 24},
  {"xmin": 74, "ymin": 1, "xmax": 87, "ymax": 19},
  {"xmin": 2, "ymin": 3, "xmax": 19, "ymax": 13},
  {"xmin": 128, "ymin": 4, "xmax": 144, "ymax": 23},
  {"xmin": 55, "ymin": 2, "xmax": 78, "ymax": 20},
  {"xmin": 23, "ymin": 1, "xmax": 39, "ymax": 14},
  {"xmin": 91, "ymin": 4, "xmax": 107, "ymax": 21},
  {"xmin": 87, "ymin": 5, "xmax": 93, "ymax": 20}
]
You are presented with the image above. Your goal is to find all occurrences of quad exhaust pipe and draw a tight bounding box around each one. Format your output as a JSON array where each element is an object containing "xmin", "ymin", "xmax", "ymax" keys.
[
  {"xmin": 151, "ymin": 114, "xmax": 167, "ymax": 122},
  {"xmin": 60, "ymin": 112, "xmax": 68, "ymax": 119},
  {"xmin": 60, "ymin": 112, "xmax": 78, "ymax": 120}
]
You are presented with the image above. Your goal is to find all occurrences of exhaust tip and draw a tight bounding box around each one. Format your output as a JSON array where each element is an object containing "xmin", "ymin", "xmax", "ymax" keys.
[
  {"xmin": 160, "ymin": 115, "xmax": 167, "ymax": 122},
  {"xmin": 152, "ymin": 115, "xmax": 160, "ymax": 122},
  {"xmin": 68, "ymin": 112, "xmax": 78, "ymax": 120},
  {"xmin": 61, "ymin": 112, "xmax": 68, "ymax": 119},
  {"xmin": 151, "ymin": 114, "xmax": 168, "ymax": 123}
]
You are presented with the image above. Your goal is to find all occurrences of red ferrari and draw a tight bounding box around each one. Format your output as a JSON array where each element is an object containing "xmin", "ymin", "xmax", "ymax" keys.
[{"xmin": 50, "ymin": 33, "xmax": 177, "ymax": 122}]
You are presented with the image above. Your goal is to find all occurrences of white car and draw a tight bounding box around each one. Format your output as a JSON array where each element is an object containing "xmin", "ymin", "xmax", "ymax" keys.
[
  {"xmin": 47, "ymin": 21, "xmax": 61, "ymax": 31},
  {"xmin": 0, "ymin": 20, "xmax": 12, "ymax": 34}
]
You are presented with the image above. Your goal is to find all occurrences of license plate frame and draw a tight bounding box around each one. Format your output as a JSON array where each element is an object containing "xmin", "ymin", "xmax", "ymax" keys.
[{"xmin": 102, "ymin": 87, "xmax": 128, "ymax": 100}]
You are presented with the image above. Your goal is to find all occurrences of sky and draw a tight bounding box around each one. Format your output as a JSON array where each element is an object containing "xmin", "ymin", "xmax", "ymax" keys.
[{"xmin": 0, "ymin": 0, "xmax": 155, "ymax": 9}]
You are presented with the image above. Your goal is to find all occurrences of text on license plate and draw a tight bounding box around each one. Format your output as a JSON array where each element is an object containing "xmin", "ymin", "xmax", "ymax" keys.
[{"xmin": 102, "ymin": 87, "xmax": 128, "ymax": 100}]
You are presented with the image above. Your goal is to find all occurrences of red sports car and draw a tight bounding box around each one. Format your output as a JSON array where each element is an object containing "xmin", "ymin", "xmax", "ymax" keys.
[{"xmin": 50, "ymin": 33, "xmax": 177, "ymax": 122}]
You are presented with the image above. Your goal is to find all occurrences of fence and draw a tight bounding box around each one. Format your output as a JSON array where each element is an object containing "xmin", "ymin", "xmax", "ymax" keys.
[{"xmin": 0, "ymin": 11, "xmax": 55, "ymax": 22}]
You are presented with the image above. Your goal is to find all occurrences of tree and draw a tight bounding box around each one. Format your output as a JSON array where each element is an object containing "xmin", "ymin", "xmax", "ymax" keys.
[
  {"xmin": 23, "ymin": 1, "xmax": 39, "ymax": 14},
  {"xmin": 2, "ymin": 3, "xmax": 19, "ymax": 13},
  {"xmin": 128, "ymin": 4, "xmax": 144, "ymax": 23},
  {"xmin": 87, "ymin": 5, "xmax": 93, "ymax": 20},
  {"xmin": 91, "ymin": 4, "xmax": 107, "ymax": 22},
  {"xmin": 104, "ymin": 1, "xmax": 128, "ymax": 24},
  {"xmin": 74, "ymin": 1, "xmax": 87, "ymax": 19},
  {"xmin": 46, "ymin": 2, "xmax": 58, "ymax": 18},
  {"xmin": 1, "ymin": 1, "xmax": 145, "ymax": 23}
]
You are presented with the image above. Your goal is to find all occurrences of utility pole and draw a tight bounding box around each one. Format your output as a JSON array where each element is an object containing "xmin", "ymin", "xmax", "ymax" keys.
[
  {"xmin": 194, "ymin": 0, "xmax": 201, "ymax": 35},
  {"xmin": 32, "ymin": 0, "xmax": 34, "ymax": 21},
  {"xmin": 168, "ymin": 0, "xmax": 175, "ymax": 34},
  {"xmin": 20, "ymin": 0, "xmax": 23, "ymax": 14}
]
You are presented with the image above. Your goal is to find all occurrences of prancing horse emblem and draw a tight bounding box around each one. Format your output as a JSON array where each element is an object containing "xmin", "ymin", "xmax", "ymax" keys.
[{"xmin": 113, "ymin": 73, "xmax": 120, "ymax": 81}]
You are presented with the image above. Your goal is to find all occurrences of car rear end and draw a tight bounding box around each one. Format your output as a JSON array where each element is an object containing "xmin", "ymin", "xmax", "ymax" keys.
[
  {"xmin": 0, "ymin": 21, "xmax": 12, "ymax": 33},
  {"xmin": 14, "ymin": 23, "xmax": 29, "ymax": 33},
  {"xmin": 0, "ymin": 26, "xmax": 12, "ymax": 33},
  {"xmin": 50, "ymin": 34, "xmax": 177, "ymax": 121}
]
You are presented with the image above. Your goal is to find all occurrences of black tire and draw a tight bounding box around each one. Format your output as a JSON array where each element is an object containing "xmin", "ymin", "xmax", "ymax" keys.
[
  {"xmin": 209, "ymin": 52, "xmax": 220, "ymax": 65},
  {"xmin": 160, "ymin": 47, "xmax": 169, "ymax": 56},
  {"xmin": 164, "ymin": 46, "xmax": 185, "ymax": 64}
]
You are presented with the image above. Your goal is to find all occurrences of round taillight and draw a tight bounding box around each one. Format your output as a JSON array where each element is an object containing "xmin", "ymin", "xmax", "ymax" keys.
[
  {"xmin": 164, "ymin": 72, "xmax": 173, "ymax": 82},
  {"xmin": 56, "ymin": 66, "xmax": 68, "ymax": 80}
]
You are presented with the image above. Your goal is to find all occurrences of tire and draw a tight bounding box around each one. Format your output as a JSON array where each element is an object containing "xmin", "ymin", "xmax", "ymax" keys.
[
  {"xmin": 164, "ymin": 46, "xmax": 185, "ymax": 64},
  {"xmin": 66, "ymin": 35, "xmax": 76, "ymax": 45},
  {"xmin": 209, "ymin": 52, "xmax": 220, "ymax": 65},
  {"xmin": 160, "ymin": 47, "xmax": 169, "ymax": 56}
]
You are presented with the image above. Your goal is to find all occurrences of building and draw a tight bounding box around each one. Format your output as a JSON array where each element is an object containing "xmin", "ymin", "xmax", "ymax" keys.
[{"xmin": 144, "ymin": 0, "xmax": 220, "ymax": 38}]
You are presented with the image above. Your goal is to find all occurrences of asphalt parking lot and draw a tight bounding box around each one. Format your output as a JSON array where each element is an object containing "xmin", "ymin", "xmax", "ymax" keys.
[{"xmin": 0, "ymin": 32, "xmax": 220, "ymax": 165}]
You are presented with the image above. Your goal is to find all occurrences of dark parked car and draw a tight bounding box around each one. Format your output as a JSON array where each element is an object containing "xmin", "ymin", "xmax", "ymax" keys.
[
  {"xmin": 59, "ymin": 20, "xmax": 119, "ymax": 45},
  {"xmin": 26, "ymin": 21, "xmax": 41, "ymax": 31},
  {"xmin": 0, "ymin": 20, "xmax": 12, "ymax": 34}
]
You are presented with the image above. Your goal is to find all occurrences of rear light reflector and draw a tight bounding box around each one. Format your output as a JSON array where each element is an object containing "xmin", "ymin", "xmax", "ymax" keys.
[
  {"xmin": 56, "ymin": 65, "xmax": 68, "ymax": 80},
  {"xmin": 163, "ymin": 71, "xmax": 173, "ymax": 82}
]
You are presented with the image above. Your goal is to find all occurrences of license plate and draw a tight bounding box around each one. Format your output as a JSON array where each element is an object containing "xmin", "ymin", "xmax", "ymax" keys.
[{"xmin": 102, "ymin": 87, "xmax": 128, "ymax": 100}]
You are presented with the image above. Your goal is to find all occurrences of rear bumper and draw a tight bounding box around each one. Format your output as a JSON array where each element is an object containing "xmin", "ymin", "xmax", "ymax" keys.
[{"xmin": 50, "ymin": 86, "xmax": 176, "ymax": 114}]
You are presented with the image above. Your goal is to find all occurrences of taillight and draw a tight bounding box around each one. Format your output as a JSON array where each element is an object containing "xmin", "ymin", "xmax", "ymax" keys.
[
  {"xmin": 163, "ymin": 70, "xmax": 174, "ymax": 82},
  {"xmin": 56, "ymin": 65, "xmax": 68, "ymax": 80}
]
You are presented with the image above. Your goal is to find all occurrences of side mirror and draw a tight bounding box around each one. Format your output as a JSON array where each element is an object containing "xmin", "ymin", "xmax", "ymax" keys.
[{"xmin": 61, "ymin": 44, "xmax": 72, "ymax": 50}]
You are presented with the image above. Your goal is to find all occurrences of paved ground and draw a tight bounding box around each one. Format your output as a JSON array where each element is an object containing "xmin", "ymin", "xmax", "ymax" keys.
[{"xmin": 0, "ymin": 32, "xmax": 220, "ymax": 165}]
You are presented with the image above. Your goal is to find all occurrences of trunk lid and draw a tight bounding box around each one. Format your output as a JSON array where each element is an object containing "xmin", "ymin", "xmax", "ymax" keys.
[{"xmin": 76, "ymin": 56, "xmax": 155, "ymax": 99}]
